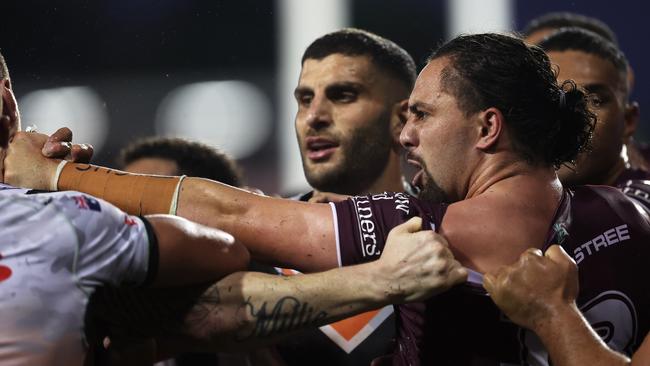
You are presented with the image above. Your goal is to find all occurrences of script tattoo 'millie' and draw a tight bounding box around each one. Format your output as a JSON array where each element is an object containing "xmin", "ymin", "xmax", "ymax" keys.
[{"xmin": 236, "ymin": 296, "xmax": 327, "ymax": 341}]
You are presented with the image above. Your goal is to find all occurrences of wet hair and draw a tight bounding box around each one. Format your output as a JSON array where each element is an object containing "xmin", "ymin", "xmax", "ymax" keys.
[
  {"xmin": 0, "ymin": 51, "xmax": 9, "ymax": 81},
  {"xmin": 302, "ymin": 28, "xmax": 417, "ymax": 91},
  {"xmin": 522, "ymin": 12, "xmax": 618, "ymax": 46},
  {"xmin": 538, "ymin": 27, "xmax": 628, "ymax": 85},
  {"xmin": 430, "ymin": 33, "xmax": 595, "ymax": 168},
  {"xmin": 119, "ymin": 137, "xmax": 243, "ymax": 187}
]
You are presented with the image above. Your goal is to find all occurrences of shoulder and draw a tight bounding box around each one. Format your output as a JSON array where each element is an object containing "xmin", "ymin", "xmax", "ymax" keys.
[{"xmin": 440, "ymin": 194, "xmax": 551, "ymax": 273}]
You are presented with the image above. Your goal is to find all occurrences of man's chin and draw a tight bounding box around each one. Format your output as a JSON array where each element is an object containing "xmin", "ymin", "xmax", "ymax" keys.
[
  {"xmin": 417, "ymin": 183, "xmax": 450, "ymax": 203},
  {"xmin": 305, "ymin": 163, "xmax": 343, "ymax": 185}
]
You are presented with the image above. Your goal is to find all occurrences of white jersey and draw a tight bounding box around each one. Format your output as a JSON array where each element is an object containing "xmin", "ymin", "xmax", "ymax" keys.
[{"xmin": 0, "ymin": 184, "xmax": 155, "ymax": 366}]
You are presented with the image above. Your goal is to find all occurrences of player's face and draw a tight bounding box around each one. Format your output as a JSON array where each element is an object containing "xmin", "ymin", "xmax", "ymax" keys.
[
  {"xmin": 551, "ymin": 50, "xmax": 631, "ymax": 186},
  {"xmin": 401, "ymin": 57, "xmax": 477, "ymax": 203},
  {"xmin": 123, "ymin": 157, "xmax": 179, "ymax": 176},
  {"xmin": 294, "ymin": 54, "xmax": 397, "ymax": 194}
]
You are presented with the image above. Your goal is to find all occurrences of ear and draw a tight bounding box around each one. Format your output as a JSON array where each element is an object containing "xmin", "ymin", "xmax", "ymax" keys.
[
  {"xmin": 389, "ymin": 99, "xmax": 409, "ymax": 149},
  {"xmin": 475, "ymin": 107, "xmax": 504, "ymax": 151},
  {"xmin": 623, "ymin": 101, "xmax": 640, "ymax": 142}
]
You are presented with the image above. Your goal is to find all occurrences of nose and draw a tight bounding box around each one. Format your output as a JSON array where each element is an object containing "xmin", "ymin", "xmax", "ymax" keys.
[
  {"xmin": 399, "ymin": 115, "xmax": 418, "ymax": 151},
  {"xmin": 304, "ymin": 95, "xmax": 332, "ymax": 130}
]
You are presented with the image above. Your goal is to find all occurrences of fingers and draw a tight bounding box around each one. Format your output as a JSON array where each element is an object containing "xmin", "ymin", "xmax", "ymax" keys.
[
  {"xmin": 70, "ymin": 143, "xmax": 94, "ymax": 163},
  {"xmin": 484, "ymin": 248, "xmax": 541, "ymax": 295},
  {"xmin": 43, "ymin": 140, "xmax": 94, "ymax": 163},
  {"xmin": 525, "ymin": 248, "xmax": 543, "ymax": 257},
  {"xmin": 42, "ymin": 140, "xmax": 72, "ymax": 158},
  {"xmin": 42, "ymin": 127, "xmax": 73, "ymax": 158},
  {"xmin": 545, "ymin": 245, "xmax": 574, "ymax": 265},
  {"xmin": 396, "ymin": 216, "xmax": 423, "ymax": 234},
  {"xmin": 48, "ymin": 127, "xmax": 73, "ymax": 143}
]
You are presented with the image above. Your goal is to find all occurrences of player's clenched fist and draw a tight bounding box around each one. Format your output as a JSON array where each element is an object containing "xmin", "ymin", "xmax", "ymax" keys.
[
  {"xmin": 374, "ymin": 217, "xmax": 468, "ymax": 303},
  {"xmin": 483, "ymin": 245, "xmax": 579, "ymax": 330}
]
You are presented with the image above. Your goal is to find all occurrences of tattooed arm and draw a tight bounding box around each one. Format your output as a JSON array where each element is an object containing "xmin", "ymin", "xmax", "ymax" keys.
[{"xmin": 91, "ymin": 217, "xmax": 467, "ymax": 356}]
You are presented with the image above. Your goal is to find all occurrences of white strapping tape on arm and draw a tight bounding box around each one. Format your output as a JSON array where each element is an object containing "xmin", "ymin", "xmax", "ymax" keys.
[
  {"xmin": 168, "ymin": 175, "xmax": 187, "ymax": 215},
  {"xmin": 50, "ymin": 160, "xmax": 68, "ymax": 191}
]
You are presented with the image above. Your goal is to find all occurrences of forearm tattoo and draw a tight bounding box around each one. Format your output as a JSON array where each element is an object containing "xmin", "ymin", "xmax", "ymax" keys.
[
  {"xmin": 87, "ymin": 281, "xmax": 329, "ymax": 346},
  {"xmin": 235, "ymin": 295, "xmax": 328, "ymax": 341}
]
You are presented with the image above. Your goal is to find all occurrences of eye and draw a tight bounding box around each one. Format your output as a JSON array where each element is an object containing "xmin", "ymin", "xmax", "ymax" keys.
[
  {"xmin": 296, "ymin": 93, "xmax": 313, "ymax": 107},
  {"xmin": 588, "ymin": 93, "xmax": 609, "ymax": 109},
  {"xmin": 409, "ymin": 107, "xmax": 427, "ymax": 120},
  {"xmin": 329, "ymin": 89, "xmax": 358, "ymax": 103}
]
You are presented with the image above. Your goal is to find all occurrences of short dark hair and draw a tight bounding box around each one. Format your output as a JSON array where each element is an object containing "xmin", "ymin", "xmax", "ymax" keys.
[
  {"xmin": 537, "ymin": 27, "xmax": 628, "ymax": 83},
  {"xmin": 522, "ymin": 12, "xmax": 618, "ymax": 45},
  {"xmin": 119, "ymin": 137, "xmax": 243, "ymax": 187},
  {"xmin": 302, "ymin": 28, "xmax": 417, "ymax": 91},
  {"xmin": 430, "ymin": 33, "xmax": 595, "ymax": 168},
  {"xmin": 0, "ymin": 51, "xmax": 9, "ymax": 81}
]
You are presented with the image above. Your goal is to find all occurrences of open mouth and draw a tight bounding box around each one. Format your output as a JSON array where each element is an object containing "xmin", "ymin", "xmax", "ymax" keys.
[
  {"xmin": 306, "ymin": 137, "xmax": 339, "ymax": 161},
  {"xmin": 406, "ymin": 155, "xmax": 425, "ymax": 189}
]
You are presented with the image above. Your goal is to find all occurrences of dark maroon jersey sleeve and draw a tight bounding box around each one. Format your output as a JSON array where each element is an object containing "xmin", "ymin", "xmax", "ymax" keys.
[{"xmin": 330, "ymin": 192, "xmax": 447, "ymax": 267}]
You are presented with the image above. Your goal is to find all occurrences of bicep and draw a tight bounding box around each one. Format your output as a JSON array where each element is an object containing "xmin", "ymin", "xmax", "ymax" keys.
[
  {"xmin": 177, "ymin": 178, "xmax": 338, "ymax": 272},
  {"xmin": 238, "ymin": 198, "xmax": 338, "ymax": 272}
]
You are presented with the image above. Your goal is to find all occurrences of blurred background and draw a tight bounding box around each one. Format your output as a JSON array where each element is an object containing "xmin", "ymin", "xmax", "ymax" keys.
[{"xmin": 2, "ymin": 0, "xmax": 649, "ymax": 194}]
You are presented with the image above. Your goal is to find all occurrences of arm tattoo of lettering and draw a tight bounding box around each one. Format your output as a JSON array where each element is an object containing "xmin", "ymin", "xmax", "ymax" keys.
[
  {"xmin": 235, "ymin": 296, "xmax": 328, "ymax": 341},
  {"xmin": 88, "ymin": 282, "xmax": 328, "ymax": 345}
]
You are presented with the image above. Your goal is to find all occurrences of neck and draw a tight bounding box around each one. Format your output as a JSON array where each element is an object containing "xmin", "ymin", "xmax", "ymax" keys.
[{"xmin": 465, "ymin": 155, "xmax": 561, "ymax": 200}]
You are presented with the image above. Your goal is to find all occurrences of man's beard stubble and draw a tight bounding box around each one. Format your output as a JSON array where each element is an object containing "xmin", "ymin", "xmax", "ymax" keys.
[
  {"xmin": 411, "ymin": 157, "xmax": 451, "ymax": 204},
  {"xmin": 302, "ymin": 115, "xmax": 393, "ymax": 195}
]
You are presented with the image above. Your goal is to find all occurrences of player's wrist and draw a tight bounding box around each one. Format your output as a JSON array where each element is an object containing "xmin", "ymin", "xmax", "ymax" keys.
[
  {"xmin": 350, "ymin": 262, "xmax": 396, "ymax": 307},
  {"xmin": 529, "ymin": 300, "xmax": 579, "ymax": 336},
  {"xmin": 362, "ymin": 260, "xmax": 409, "ymax": 305},
  {"xmin": 33, "ymin": 158, "xmax": 62, "ymax": 191}
]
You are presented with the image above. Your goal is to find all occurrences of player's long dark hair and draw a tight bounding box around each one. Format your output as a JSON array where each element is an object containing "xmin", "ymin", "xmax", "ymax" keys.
[{"xmin": 430, "ymin": 33, "xmax": 595, "ymax": 168}]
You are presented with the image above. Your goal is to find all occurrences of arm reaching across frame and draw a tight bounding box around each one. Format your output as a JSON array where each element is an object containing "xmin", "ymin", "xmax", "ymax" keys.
[
  {"xmin": 91, "ymin": 218, "xmax": 467, "ymax": 357},
  {"xmin": 4, "ymin": 131, "xmax": 341, "ymax": 272}
]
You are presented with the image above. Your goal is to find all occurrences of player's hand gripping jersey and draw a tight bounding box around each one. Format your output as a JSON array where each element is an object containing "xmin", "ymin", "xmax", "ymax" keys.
[
  {"xmin": 331, "ymin": 188, "xmax": 650, "ymax": 365},
  {"xmin": 0, "ymin": 184, "xmax": 155, "ymax": 366}
]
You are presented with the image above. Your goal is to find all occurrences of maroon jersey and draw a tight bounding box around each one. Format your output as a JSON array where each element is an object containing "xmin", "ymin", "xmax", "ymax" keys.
[
  {"xmin": 332, "ymin": 187, "xmax": 650, "ymax": 365},
  {"xmin": 274, "ymin": 191, "xmax": 397, "ymax": 366}
]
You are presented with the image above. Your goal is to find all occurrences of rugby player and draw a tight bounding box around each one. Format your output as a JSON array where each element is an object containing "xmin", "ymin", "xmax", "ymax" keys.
[
  {"xmin": 293, "ymin": 28, "xmax": 414, "ymax": 202},
  {"xmin": 536, "ymin": 28, "xmax": 648, "ymax": 189},
  {"xmin": 7, "ymin": 33, "xmax": 650, "ymax": 364},
  {"xmin": 282, "ymin": 28, "xmax": 415, "ymax": 365},
  {"xmin": 522, "ymin": 12, "xmax": 650, "ymax": 170}
]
